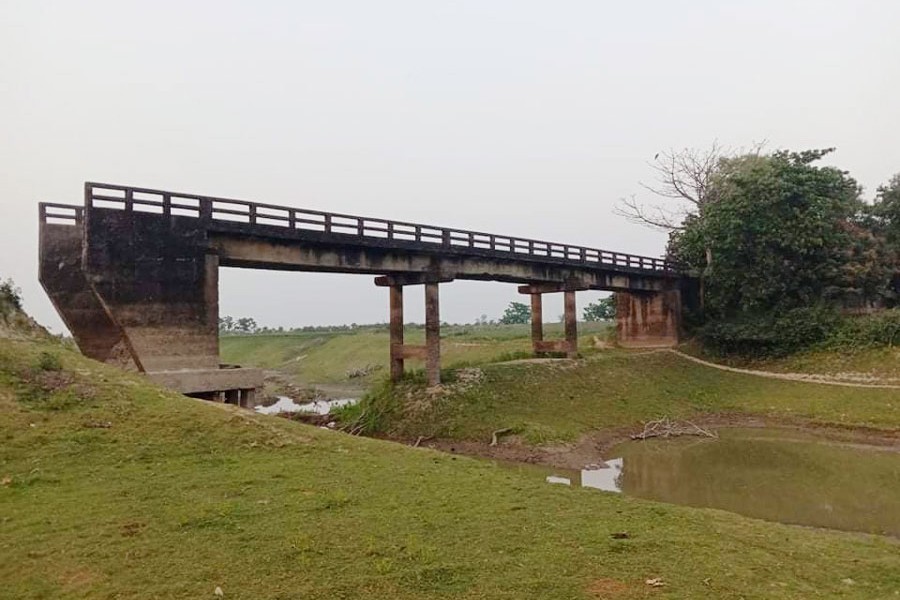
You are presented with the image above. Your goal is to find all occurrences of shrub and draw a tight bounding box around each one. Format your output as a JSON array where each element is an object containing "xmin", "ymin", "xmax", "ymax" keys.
[
  {"xmin": 35, "ymin": 351, "xmax": 63, "ymax": 372},
  {"xmin": 0, "ymin": 278, "xmax": 23, "ymax": 319},
  {"xmin": 698, "ymin": 307, "xmax": 841, "ymax": 357},
  {"xmin": 824, "ymin": 310, "xmax": 900, "ymax": 351}
]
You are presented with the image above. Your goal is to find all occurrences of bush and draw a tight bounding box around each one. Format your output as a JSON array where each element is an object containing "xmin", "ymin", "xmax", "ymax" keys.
[
  {"xmin": 824, "ymin": 310, "xmax": 900, "ymax": 351},
  {"xmin": 0, "ymin": 278, "xmax": 23, "ymax": 318},
  {"xmin": 698, "ymin": 307, "xmax": 841, "ymax": 357},
  {"xmin": 35, "ymin": 351, "xmax": 63, "ymax": 372}
]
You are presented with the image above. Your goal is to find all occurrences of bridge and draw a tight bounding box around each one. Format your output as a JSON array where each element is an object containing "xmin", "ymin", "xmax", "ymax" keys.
[{"xmin": 39, "ymin": 182, "xmax": 686, "ymax": 402}]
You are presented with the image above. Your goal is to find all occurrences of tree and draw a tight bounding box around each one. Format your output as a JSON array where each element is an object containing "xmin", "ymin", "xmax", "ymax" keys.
[
  {"xmin": 235, "ymin": 317, "xmax": 259, "ymax": 334},
  {"xmin": 583, "ymin": 296, "xmax": 617, "ymax": 321},
  {"xmin": 499, "ymin": 301, "xmax": 530, "ymax": 325},
  {"xmin": 669, "ymin": 149, "xmax": 870, "ymax": 316},
  {"xmin": 615, "ymin": 143, "xmax": 732, "ymax": 232},
  {"xmin": 218, "ymin": 315, "xmax": 235, "ymax": 334}
]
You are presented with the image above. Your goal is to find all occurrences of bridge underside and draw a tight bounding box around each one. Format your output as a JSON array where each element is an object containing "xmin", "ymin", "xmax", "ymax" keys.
[{"xmin": 39, "ymin": 183, "xmax": 684, "ymax": 395}]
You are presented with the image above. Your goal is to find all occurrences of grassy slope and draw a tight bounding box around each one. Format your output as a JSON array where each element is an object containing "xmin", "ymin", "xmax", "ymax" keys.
[
  {"xmin": 4, "ymin": 341, "xmax": 900, "ymax": 598},
  {"xmin": 366, "ymin": 351, "xmax": 900, "ymax": 444},
  {"xmin": 220, "ymin": 323, "xmax": 611, "ymax": 387}
]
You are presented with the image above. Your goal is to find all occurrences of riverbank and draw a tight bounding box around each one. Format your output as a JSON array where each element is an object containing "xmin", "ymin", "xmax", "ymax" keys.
[
  {"xmin": 345, "ymin": 349, "xmax": 900, "ymax": 453},
  {"xmin": 5, "ymin": 335, "xmax": 900, "ymax": 598}
]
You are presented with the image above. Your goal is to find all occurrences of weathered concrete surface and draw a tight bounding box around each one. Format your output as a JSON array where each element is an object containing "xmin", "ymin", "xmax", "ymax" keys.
[
  {"xmin": 210, "ymin": 235, "xmax": 671, "ymax": 291},
  {"xmin": 146, "ymin": 368, "xmax": 263, "ymax": 397},
  {"xmin": 38, "ymin": 220, "xmax": 137, "ymax": 369},
  {"xmin": 616, "ymin": 290, "xmax": 681, "ymax": 348},
  {"xmin": 84, "ymin": 208, "xmax": 219, "ymax": 372}
]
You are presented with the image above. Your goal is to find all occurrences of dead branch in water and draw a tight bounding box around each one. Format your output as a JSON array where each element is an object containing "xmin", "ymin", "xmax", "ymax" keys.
[{"xmin": 631, "ymin": 417, "xmax": 718, "ymax": 441}]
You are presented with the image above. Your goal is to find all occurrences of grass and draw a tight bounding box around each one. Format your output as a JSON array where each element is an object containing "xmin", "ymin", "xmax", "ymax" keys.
[
  {"xmin": 220, "ymin": 322, "xmax": 612, "ymax": 388},
  {"xmin": 358, "ymin": 350, "xmax": 900, "ymax": 444},
  {"xmin": 4, "ymin": 338, "xmax": 900, "ymax": 597},
  {"xmin": 683, "ymin": 342, "xmax": 900, "ymax": 381}
]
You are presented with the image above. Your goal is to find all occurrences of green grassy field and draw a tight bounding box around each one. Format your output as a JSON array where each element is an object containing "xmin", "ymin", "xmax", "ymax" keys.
[
  {"xmin": 4, "ymin": 336, "xmax": 900, "ymax": 598},
  {"xmin": 354, "ymin": 350, "xmax": 900, "ymax": 444},
  {"xmin": 220, "ymin": 322, "xmax": 612, "ymax": 390}
]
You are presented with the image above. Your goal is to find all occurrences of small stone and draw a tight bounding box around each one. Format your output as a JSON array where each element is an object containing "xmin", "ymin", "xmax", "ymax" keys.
[{"xmin": 214, "ymin": 586, "xmax": 224, "ymax": 596}]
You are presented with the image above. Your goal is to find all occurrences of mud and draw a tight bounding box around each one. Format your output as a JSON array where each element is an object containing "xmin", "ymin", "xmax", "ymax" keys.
[{"xmin": 415, "ymin": 413, "xmax": 900, "ymax": 470}]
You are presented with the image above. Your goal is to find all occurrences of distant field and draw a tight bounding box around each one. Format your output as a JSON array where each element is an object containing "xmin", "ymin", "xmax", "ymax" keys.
[{"xmin": 220, "ymin": 322, "xmax": 613, "ymax": 389}]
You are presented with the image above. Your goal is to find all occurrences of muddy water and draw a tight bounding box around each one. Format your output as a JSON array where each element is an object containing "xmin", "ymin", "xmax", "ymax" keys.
[{"xmin": 502, "ymin": 428, "xmax": 900, "ymax": 537}]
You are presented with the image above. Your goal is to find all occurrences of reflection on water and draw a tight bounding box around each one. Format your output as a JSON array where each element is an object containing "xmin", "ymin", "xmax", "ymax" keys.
[
  {"xmin": 545, "ymin": 458, "xmax": 624, "ymax": 493},
  {"xmin": 255, "ymin": 396, "xmax": 357, "ymax": 415},
  {"xmin": 522, "ymin": 428, "xmax": 900, "ymax": 537}
]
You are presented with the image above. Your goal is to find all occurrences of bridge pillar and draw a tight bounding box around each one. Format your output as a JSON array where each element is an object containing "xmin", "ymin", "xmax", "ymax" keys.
[
  {"xmin": 379, "ymin": 276, "xmax": 445, "ymax": 387},
  {"xmin": 520, "ymin": 284, "xmax": 581, "ymax": 358},
  {"xmin": 530, "ymin": 293, "xmax": 543, "ymax": 351},
  {"xmin": 389, "ymin": 285, "xmax": 404, "ymax": 382},
  {"xmin": 616, "ymin": 289, "xmax": 681, "ymax": 348},
  {"xmin": 564, "ymin": 290, "xmax": 578, "ymax": 359},
  {"xmin": 425, "ymin": 282, "xmax": 441, "ymax": 387}
]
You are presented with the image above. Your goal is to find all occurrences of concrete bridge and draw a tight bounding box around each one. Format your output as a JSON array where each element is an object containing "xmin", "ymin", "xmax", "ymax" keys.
[{"xmin": 39, "ymin": 182, "xmax": 685, "ymax": 400}]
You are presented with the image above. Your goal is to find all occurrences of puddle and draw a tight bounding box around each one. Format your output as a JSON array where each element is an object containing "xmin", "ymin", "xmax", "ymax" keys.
[
  {"xmin": 255, "ymin": 396, "xmax": 357, "ymax": 416},
  {"xmin": 505, "ymin": 428, "xmax": 900, "ymax": 537}
]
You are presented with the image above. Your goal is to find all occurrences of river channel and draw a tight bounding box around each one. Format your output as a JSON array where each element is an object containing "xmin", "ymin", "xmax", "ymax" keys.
[{"xmin": 500, "ymin": 427, "xmax": 900, "ymax": 537}]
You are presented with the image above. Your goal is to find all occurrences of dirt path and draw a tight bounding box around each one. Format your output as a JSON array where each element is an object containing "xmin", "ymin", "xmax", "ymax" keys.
[{"xmin": 665, "ymin": 349, "xmax": 900, "ymax": 389}]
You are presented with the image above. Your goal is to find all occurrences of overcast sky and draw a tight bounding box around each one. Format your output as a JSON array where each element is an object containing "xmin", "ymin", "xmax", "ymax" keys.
[{"xmin": 3, "ymin": 0, "xmax": 899, "ymax": 332}]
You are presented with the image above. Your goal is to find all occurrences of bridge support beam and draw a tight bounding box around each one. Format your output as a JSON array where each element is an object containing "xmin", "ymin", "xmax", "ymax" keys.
[
  {"xmin": 616, "ymin": 289, "xmax": 681, "ymax": 348},
  {"xmin": 520, "ymin": 284, "xmax": 579, "ymax": 358},
  {"xmin": 380, "ymin": 276, "xmax": 444, "ymax": 387}
]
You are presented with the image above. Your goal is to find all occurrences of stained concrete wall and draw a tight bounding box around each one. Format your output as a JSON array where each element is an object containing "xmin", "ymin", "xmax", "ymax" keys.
[
  {"xmin": 84, "ymin": 208, "xmax": 219, "ymax": 372},
  {"xmin": 38, "ymin": 221, "xmax": 137, "ymax": 369},
  {"xmin": 616, "ymin": 290, "xmax": 681, "ymax": 348}
]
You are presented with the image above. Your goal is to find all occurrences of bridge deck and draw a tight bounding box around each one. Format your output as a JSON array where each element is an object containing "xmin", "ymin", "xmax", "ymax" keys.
[{"xmin": 40, "ymin": 182, "xmax": 675, "ymax": 280}]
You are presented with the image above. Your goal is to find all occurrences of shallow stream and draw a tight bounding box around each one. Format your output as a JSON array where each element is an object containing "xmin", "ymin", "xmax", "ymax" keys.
[
  {"xmin": 255, "ymin": 396, "xmax": 357, "ymax": 416},
  {"xmin": 501, "ymin": 428, "xmax": 900, "ymax": 537}
]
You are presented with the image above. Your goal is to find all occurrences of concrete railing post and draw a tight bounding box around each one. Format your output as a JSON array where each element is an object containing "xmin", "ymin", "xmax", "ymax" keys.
[{"xmin": 425, "ymin": 282, "xmax": 441, "ymax": 387}]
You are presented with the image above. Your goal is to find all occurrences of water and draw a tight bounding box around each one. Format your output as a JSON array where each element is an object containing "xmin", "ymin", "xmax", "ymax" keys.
[
  {"xmin": 255, "ymin": 396, "xmax": 357, "ymax": 416},
  {"xmin": 511, "ymin": 428, "xmax": 900, "ymax": 537}
]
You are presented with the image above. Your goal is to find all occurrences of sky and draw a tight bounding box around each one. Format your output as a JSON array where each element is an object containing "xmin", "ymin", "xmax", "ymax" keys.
[{"xmin": 3, "ymin": 0, "xmax": 900, "ymax": 332}]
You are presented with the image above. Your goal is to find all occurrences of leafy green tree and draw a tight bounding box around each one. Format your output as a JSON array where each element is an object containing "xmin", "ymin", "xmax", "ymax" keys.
[
  {"xmin": 583, "ymin": 296, "xmax": 617, "ymax": 321},
  {"xmin": 219, "ymin": 315, "xmax": 235, "ymax": 334},
  {"xmin": 235, "ymin": 317, "xmax": 258, "ymax": 334},
  {"xmin": 499, "ymin": 301, "xmax": 530, "ymax": 325},
  {"xmin": 867, "ymin": 173, "xmax": 900, "ymax": 247},
  {"xmin": 669, "ymin": 149, "xmax": 873, "ymax": 316}
]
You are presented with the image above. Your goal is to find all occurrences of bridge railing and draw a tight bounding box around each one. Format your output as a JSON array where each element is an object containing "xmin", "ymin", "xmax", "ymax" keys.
[
  {"xmin": 83, "ymin": 182, "xmax": 676, "ymax": 274},
  {"xmin": 39, "ymin": 203, "xmax": 83, "ymax": 226}
]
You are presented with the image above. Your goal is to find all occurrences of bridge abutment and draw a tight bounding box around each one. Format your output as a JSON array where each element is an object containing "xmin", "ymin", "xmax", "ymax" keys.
[{"xmin": 615, "ymin": 289, "xmax": 681, "ymax": 348}]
